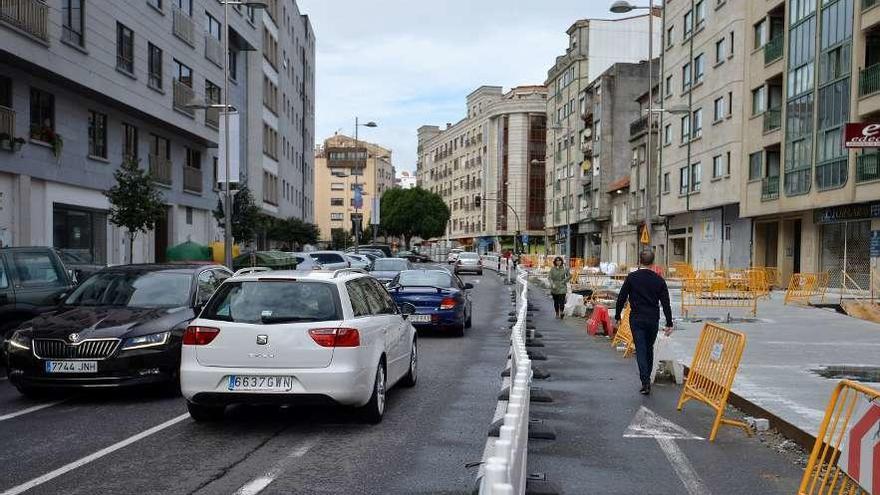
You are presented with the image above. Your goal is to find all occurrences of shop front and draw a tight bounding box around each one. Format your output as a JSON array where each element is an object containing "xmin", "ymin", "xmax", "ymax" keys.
[{"xmin": 815, "ymin": 203, "xmax": 878, "ymax": 288}]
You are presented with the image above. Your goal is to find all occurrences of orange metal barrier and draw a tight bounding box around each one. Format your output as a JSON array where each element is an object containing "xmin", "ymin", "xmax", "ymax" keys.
[
  {"xmin": 785, "ymin": 272, "xmax": 830, "ymax": 305},
  {"xmin": 799, "ymin": 379, "xmax": 880, "ymax": 495},
  {"xmin": 610, "ymin": 306, "xmax": 635, "ymax": 358},
  {"xmin": 677, "ymin": 323, "xmax": 751, "ymax": 442}
]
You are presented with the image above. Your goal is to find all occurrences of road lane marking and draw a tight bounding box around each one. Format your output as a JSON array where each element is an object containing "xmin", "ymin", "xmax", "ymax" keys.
[
  {"xmin": 0, "ymin": 413, "xmax": 189, "ymax": 495},
  {"xmin": 656, "ymin": 437, "xmax": 712, "ymax": 495},
  {"xmin": 233, "ymin": 437, "xmax": 320, "ymax": 495},
  {"xmin": 0, "ymin": 401, "xmax": 65, "ymax": 423}
]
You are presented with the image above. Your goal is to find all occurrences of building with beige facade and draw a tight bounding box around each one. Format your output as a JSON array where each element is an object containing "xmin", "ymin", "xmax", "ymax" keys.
[
  {"xmin": 416, "ymin": 85, "xmax": 547, "ymax": 252},
  {"xmin": 314, "ymin": 134, "xmax": 394, "ymax": 245},
  {"xmin": 658, "ymin": 0, "xmax": 751, "ymax": 270}
]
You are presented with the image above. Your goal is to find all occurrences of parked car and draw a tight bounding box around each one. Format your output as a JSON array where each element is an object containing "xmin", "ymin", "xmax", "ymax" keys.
[
  {"xmin": 1, "ymin": 247, "xmax": 76, "ymax": 347},
  {"xmin": 346, "ymin": 254, "xmax": 371, "ymax": 270},
  {"xmin": 308, "ymin": 251, "xmax": 350, "ymax": 270},
  {"xmin": 55, "ymin": 249, "xmax": 105, "ymax": 284},
  {"xmin": 5, "ymin": 264, "xmax": 231, "ymax": 397},
  {"xmin": 179, "ymin": 269, "xmax": 418, "ymax": 423},
  {"xmin": 368, "ymin": 257, "xmax": 413, "ymax": 284},
  {"xmin": 291, "ymin": 253, "xmax": 322, "ymax": 270},
  {"xmin": 396, "ymin": 250, "xmax": 431, "ymax": 263},
  {"xmin": 358, "ymin": 249, "xmax": 388, "ymax": 259},
  {"xmin": 446, "ymin": 249, "xmax": 464, "ymax": 264},
  {"xmin": 387, "ymin": 269, "xmax": 473, "ymax": 337},
  {"xmin": 454, "ymin": 252, "xmax": 483, "ymax": 275},
  {"xmin": 353, "ymin": 244, "xmax": 393, "ymax": 257}
]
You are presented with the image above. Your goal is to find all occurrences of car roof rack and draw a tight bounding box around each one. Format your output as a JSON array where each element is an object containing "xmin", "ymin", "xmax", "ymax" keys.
[
  {"xmin": 234, "ymin": 267, "xmax": 272, "ymax": 277},
  {"xmin": 332, "ymin": 268, "xmax": 368, "ymax": 278}
]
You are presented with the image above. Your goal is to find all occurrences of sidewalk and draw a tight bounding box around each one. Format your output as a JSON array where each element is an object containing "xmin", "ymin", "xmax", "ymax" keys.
[
  {"xmin": 664, "ymin": 289, "xmax": 880, "ymax": 439},
  {"xmin": 524, "ymin": 287, "xmax": 804, "ymax": 495}
]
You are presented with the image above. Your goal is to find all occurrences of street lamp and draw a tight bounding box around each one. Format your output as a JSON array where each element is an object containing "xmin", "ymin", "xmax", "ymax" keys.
[
  {"xmin": 353, "ymin": 118, "xmax": 378, "ymax": 253},
  {"xmin": 373, "ymin": 154, "xmax": 390, "ymax": 242},
  {"xmin": 550, "ymin": 122, "xmax": 573, "ymax": 267},
  {"xmin": 610, "ymin": 0, "xmax": 658, "ymax": 251}
]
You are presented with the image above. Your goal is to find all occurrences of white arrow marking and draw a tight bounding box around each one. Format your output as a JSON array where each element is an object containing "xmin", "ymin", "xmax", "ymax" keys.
[{"xmin": 624, "ymin": 407, "xmax": 711, "ymax": 495}]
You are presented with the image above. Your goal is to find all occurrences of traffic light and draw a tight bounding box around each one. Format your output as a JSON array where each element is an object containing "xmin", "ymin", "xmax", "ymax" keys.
[{"xmin": 474, "ymin": 195, "xmax": 481, "ymax": 208}]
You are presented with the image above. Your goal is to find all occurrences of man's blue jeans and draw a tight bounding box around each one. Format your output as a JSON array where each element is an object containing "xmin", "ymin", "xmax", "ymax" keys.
[{"xmin": 630, "ymin": 319, "xmax": 659, "ymax": 386}]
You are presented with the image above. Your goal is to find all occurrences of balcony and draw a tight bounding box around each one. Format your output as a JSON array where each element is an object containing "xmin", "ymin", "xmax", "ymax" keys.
[
  {"xmin": 764, "ymin": 36, "xmax": 783, "ymax": 65},
  {"xmin": 183, "ymin": 166, "xmax": 202, "ymax": 193},
  {"xmin": 205, "ymin": 34, "xmax": 223, "ymax": 67},
  {"xmin": 859, "ymin": 64, "xmax": 880, "ymax": 97},
  {"xmin": 149, "ymin": 154, "xmax": 172, "ymax": 186},
  {"xmin": 761, "ymin": 176, "xmax": 779, "ymax": 201},
  {"xmin": 0, "ymin": 0, "xmax": 49, "ymax": 42},
  {"xmin": 0, "ymin": 105, "xmax": 14, "ymax": 138},
  {"xmin": 763, "ymin": 107, "xmax": 782, "ymax": 132},
  {"xmin": 205, "ymin": 107, "xmax": 219, "ymax": 129},
  {"xmin": 857, "ymin": 151, "xmax": 880, "ymax": 182},
  {"xmin": 629, "ymin": 115, "xmax": 656, "ymax": 138},
  {"xmin": 173, "ymin": 79, "xmax": 194, "ymax": 116},
  {"xmin": 172, "ymin": 6, "xmax": 195, "ymax": 46}
]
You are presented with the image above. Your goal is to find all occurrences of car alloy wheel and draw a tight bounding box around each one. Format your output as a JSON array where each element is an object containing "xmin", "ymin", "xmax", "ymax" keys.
[
  {"xmin": 361, "ymin": 363, "xmax": 386, "ymax": 424},
  {"xmin": 402, "ymin": 340, "xmax": 417, "ymax": 387}
]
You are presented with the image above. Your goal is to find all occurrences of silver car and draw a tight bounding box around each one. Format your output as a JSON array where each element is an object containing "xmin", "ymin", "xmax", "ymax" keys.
[
  {"xmin": 346, "ymin": 254, "xmax": 371, "ymax": 269},
  {"xmin": 308, "ymin": 251, "xmax": 350, "ymax": 270},
  {"xmin": 454, "ymin": 252, "xmax": 482, "ymax": 275}
]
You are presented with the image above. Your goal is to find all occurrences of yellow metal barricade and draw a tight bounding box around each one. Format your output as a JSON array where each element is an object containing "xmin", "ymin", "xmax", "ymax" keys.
[
  {"xmin": 799, "ymin": 379, "xmax": 880, "ymax": 495},
  {"xmin": 670, "ymin": 262, "xmax": 695, "ymax": 281},
  {"xmin": 681, "ymin": 277, "xmax": 759, "ymax": 317},
  {"xmin": 610, "ymin": 306, "xmax": 635, "ymax": 358},
  {"xmin": 785, "ymin": 272, "xmax": 830, "ymax": 305},
  {"xmin": 677, "ymin": 323, "xmax": 751, "ymax": 441}
]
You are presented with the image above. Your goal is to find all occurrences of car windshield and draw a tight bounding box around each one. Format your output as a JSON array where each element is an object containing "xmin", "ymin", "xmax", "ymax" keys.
[
  {"xmin": 372, "ymin": 259, "xmax": 409, "ymax": 271},
  {"xmin": 311, "ymin": 253, "xmax": 343, "ymax": 264},
  {"xmin": 65, "ymin": 271, "xmax": 192, "ymax": 308},
  {"xmin": 202, "ymin": 281, "xmax": 340, "ymax": 323},
  {"xmin": 397, "ymin": 271, "xmax": 453, "ymax": 288},
  {"xmin": 459, "ymin": 253, "xmax": 479, "ymax": 259}
]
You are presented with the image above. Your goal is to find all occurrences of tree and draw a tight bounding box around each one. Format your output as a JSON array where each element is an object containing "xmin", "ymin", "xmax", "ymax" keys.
[
  {"xmin": 269, "ymin": 217, "xmax": 320, "ymax": 250},
  {"xmin": 330, "ymin": 228, "xmax": 352, "ymax": 250},
  {"xmin": 213, "ymin": 185, "xmax": 261, "ymax": 245},
  {"xmin": 381, "ymin": 187, "xmax": 450, "ymax": 249},
  {"xmin": 105, "ymin": 158, "xmax": 167, "ymax": 263}
]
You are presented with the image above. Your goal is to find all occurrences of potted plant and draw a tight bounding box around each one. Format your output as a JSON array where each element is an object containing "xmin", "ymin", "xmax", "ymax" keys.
[
  {"xmin": 46, "ymin": 131, "xmax": 63, "ymax": 157},
  {"xmin": 0, "ymin": 133, "xmax": 10, "ymax": 150},
  {"xmin": 12, "ymin": 137, "xmax": 26, "ymax": 152}
]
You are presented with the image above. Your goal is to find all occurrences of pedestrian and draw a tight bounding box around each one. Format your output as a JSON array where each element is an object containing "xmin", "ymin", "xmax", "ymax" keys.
[
  {"xmin": 614, "ymin": 250, "xmax": 673, "ymax": 395},
  {"xmin": 548, "ymin": 256, "xmax": 570, "ymax": 319}
]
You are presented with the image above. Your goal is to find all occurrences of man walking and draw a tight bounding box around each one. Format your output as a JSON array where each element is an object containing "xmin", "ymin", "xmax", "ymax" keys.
[{"xmin": 614, "ymin": 250, "xmax": 673, "ymax": 395}]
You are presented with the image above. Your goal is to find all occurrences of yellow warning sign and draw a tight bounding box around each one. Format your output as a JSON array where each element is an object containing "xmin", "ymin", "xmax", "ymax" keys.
[{"xmin": 640, "ymin": 226, "xmax": 651, "ymax": 245}]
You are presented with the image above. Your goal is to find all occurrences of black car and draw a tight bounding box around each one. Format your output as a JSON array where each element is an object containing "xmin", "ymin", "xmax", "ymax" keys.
[
  {"xmin": 55, "ymin": 248, "xmax": 105, "ymax": 284},
  {"xmin": 1, "ymin": 247, "xmax": 76, "ymax": 340},
  {"xmin": 5, "ymin": 263, "xmax": 230, "ymax": 396}
]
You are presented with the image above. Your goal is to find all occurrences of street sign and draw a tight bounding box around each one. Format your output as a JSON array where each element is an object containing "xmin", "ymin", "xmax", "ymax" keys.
[
  {"xmin": 370, "ymin": 197, "xmax": 380, "ymax": 225},
  {"xmin": 217, "ymin": 112, "xmax": 240, "ymax": 186},
  {"xmin": 521, "ymin": 234, "xmax": 529, "ymax": 246},
  {"xmin": 640, "ymin": 226, "xmax": 651, "ymax": 245},
  {"xmin": 845, "ymin": 122, "xmax": 880, "ymax": 148},
  {"xmin": 838, "ymin": 398, "xmax": 880, "ymax": 493}
]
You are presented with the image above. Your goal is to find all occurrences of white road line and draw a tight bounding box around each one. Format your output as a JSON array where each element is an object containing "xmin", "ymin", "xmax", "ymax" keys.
[
  {"xmin": 0, "ymin": 401, "xmax": 65, "ymax": 423},
  {"xmin": 233, "ymin": 437, "xmax": 320, "ymax": 495},
  {"xmin": 656, "ymin": 437, "xmax": 712, "ymax": 495},
  {"xmin": 0, "ymin": 413, "xmax": 189, "ymax": 495}
]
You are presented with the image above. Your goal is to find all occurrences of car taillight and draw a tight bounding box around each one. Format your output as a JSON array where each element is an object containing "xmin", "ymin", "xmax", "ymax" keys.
[
  {"xmin": 183, "ymin": 326, "xmax": 220, "ymax": 346},
  {"xmin": 440, "ymin": 297, "xmax": 457, "ymax": 310},
  {"xmin": 309, "ymin": 328, "xmax": 360, "ymax": 348}
]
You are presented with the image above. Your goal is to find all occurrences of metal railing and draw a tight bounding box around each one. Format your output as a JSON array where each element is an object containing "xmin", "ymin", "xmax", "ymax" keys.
[
  {"xmin": 204, "ymin": 34, "xmax": 223, "ymax": 66},
  {"xmin": 172, "ymin": 6, "xmax": 195, "ymax": 46},
  {"xmin": 148, "ymin": 154, "xmax": 172, "ymax": 185},
  {"xmin": 763, "ymin": 107, "xmax": 781, "ymax": 132},
  {"xmin": 858, "ymin": 63, "xmax": 880, "ymax": 97},
  {"xmin": 764, "ymin": 36, "xmax": 783, "ymax": 64},
  {"xmin": 173, "ymin": 79, "xmax": 194, "ymax": 116},
  {"xmin": 0, "ymin": 0, "xmax": 49, "ymax": 42},
  {"xmin": 0, "ymin": 105, "xmax": 14, "ymax": 138},
  {"xmin": 761, "ymin": 175, "xmax": 779, "ymax": 200},
  {"xmin": 856, "ymin": 151, "xmax": 880, "ymax": 182},
  {"xmin": 183, "ymin": 166, "xmax": 202, "ymax": 193}
]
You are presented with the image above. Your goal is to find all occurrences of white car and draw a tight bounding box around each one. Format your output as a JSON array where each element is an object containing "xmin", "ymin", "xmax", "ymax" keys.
[
  {"xmin": 308, "ymin": 250, "xmax": 350, "ymax": 270},
  {"xmin": 447, "ymin": 249, "xmax": 463, "ymax": 264},
  {"xmin": 346, "ymin": 254, "xmax": 371, "ymax": 270},
  {"xmin": 180, "ymin": 269, "xmax": 418, "ymax": 423}
]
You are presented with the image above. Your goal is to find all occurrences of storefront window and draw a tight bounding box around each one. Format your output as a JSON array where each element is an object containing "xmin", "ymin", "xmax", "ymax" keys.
[{"xmin": 53, "ymin": 205, "xmax": 107, "ymax": 265}]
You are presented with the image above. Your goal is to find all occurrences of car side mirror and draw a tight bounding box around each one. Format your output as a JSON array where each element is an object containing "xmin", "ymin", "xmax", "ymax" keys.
[
  {"xmin": 399, "ymin": 302, "xmax": 416, "ymax": 318},
  {"xmin": 67, "ymin": 269, "xmax": 78, "ymax": 285},
  {"xmin": 464, "ymin": 283, "xmax": 474, "ymax": 290}
]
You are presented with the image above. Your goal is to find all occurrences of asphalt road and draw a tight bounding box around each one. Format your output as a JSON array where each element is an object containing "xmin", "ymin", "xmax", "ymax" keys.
[{"xmin": 0, "ymin": 266, "xmax": 510, "ymax": 495}]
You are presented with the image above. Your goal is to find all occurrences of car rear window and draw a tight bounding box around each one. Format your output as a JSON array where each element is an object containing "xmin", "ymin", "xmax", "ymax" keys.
[
  {"xmin": 311, "ymin": 253, "xmax": 344, "ymax": 264},
  {"xmin": 397, "ymin": 271, "xmax": 453, "ymax": 288},
  {"xmin": 373, "ymin": 259, "xmax": 408, "ymax": 271},
  {"xmin": 202, "ymin": 280, "xmax": 341, "ymax": 323},
  {"xmin": 458, "ymin": 252, "xmax": 479, "ymax": 259}
]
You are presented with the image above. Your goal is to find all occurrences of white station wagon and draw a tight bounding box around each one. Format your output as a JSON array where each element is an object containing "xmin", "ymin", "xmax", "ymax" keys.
[{"xmin": 180, "ymin": 269, "xmax": 418, "ymax": 423}]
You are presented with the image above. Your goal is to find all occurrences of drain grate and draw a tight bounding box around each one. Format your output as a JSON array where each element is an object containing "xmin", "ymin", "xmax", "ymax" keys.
[{"xmin": 811, "ymin": 365, "xmax": 880, "ymax": 383}]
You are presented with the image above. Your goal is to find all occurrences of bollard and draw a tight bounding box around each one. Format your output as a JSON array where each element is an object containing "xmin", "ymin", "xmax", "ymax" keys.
[
  {"xmin": 481, "ymin": 458, "xmax": 508, "ymax": 493},
  {"xmin": 491, "ymin": 483, "xmax": 515, "ymax": 495}
]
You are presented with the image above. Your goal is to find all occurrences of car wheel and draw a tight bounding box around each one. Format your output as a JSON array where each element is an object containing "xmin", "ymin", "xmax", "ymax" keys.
[
  {"xmin": 401, "ymin": 340, "xmax": 417, "ymax": 388},
  {"xmin": 465, "ymin": 313, "xmax": 472, "ymax": 329},
  {"xmin": 186, "ymin": 401, "xmax": 225, "ymax": 422},
  {"xmin": 453, "ymin": 322, "xmax": 465, "ymax": 337},
  {"xmin": 359, "ymin": 362, "xmax": 386, "ymax": 424},
  {"xmin": 478, "ymin": 270, "xmax": 483, "ymax": 275}
]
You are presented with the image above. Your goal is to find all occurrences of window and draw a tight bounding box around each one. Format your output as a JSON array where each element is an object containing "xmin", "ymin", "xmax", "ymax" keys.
[
  {"xmin": 679, "ymin": 166, "xmax": 689, "ymax": 195},
  {"xmin": 148, "ymin": 0, "xmax": 162, "ymax": 10},
  {"xmin": 29, "ymin": 87, "xmax": 55, "ymax": 140},
  {"xmin": 228, "ymin": 49, "xmax": 238, "ymax": 81},
  {"xmin": 754, "ymin": 19, "xmax": 766, "ymax": 49},
  {"xmin": 263, "ymin": 171, "xmax": 278, "ymax": 205},
  {"xmin": 726, "ymin": 151, "xmax": 731, "ymax": 176},
  {"xmin": 749, "ymin": 152, "xmax": 763, "ymax": 180},
  {"xmin": 684, "ymin": 9, "xmax": 693, "ymax": 37},
  {"xmin": 13, "ymin": 252, "xmax": 64, "ymax": 287},
  {"xmin": 692, "ymin": 109, "xmax": 703, "ymax": 138},
  {"xmin": 665, "ymin": 75, "xmax": 673, "ymax": 97},
  {"xmin": 330, "ymin": 182, "xmax": 344, "ymax": 190},
  {"xmin": 346, "ymin": 280, "xmax": 371, "ymax": 317},
  {"xmin": 663, "ymin": 172, "xmax": 670, "ymax": 193},
  {"xmin": 116, "ymin": 23, "xmax": 134, "ymax": 74},
  {"xmin": 185, "ymin": 147, "xmax": 201, "ymax": 169},
  {"xmin": 330, "ymin": 212, "xmax": 344, "ymax": 221},
  {"xmin": 174, "ymin": 59, "xmax": 192, "ymax": 87},
  {"xmin": 262, "ymin": 124, "xmax": 278, "ymax": 159},
  {"xmin": 62, "ymin": 0, "xmax": 84, "ymax": 47},
  {"xmin": 682, "ymin": 62, "xmax": 692, "ymax": 90},
  {"xmin": 680, "ymin": 114, "xmax": 690, "ymax": 143},
  {"xmin": 666, "ymin": 26, "xmax": 674, "ymax": 48},
  {"xmin": 751, "ymin": 86, "xmax": 766, "ymax": 115},
  {"xmin": 148, "ymin": 43, "xmax": 162, "ymax": 89},
  {"xmin": 664, "ymin": 123, "xmax": 672, "ymax": 145},
  {"xmin": 122, "ymin": 123, "xmax": 138, "ymax": 160},
  {"xmin": 691, "ymin": 162, "xmax": 701, "ymax": 192},
  {"xmin": 53, "ymin": 205, "xmax": 107, "ymax": 265},
  {"xmin": 150, "ymin": 133, "xmax": 170, "ymax": 160},
  {"xmin": 695, "ymin": 0, "xmax": 705, "ymax": 26},
  {"xmin": 694, "ymin": 54, "xmax": 705, "ymax": 83},
  {"xmin": 206, "ymin": 13, "xmax": 221, "ymax": 40},
  {"xmin": 175, "ymin": 0, "xmax": 191, "ymax": 15},
  {"xmin": 185, "ymin": 207, "xmax": 193, "ymax": 225},
  {"xmin": 713, "ymin": 97, "xmax": 725, "ymax": 121},
  {"xmin": 729, "ymin": 31, "xmax": 735, "ymax": 56},
  {"xmin": 0, "ymin": 76, "xmax": 10, "ymax": 108},
  {"xmin": 712, "ymin": 155, "xmax": 723, "ymax": 178},
  {"xmin": 715, "ymin": 38, "xmax": 726, "ymax": 64},
  {"xmin": 330, "ymin": 198, "xmax": 344, "ymax": 206}
]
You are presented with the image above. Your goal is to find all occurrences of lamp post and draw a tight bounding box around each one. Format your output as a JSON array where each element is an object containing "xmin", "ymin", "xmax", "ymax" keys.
[
  {"xmin": 550, "ymin": 122, "xmax": 573, "ymax": 267},
  {"xmin": 353, "ymin": 118, "xmax": 377, "ymax": 253}
]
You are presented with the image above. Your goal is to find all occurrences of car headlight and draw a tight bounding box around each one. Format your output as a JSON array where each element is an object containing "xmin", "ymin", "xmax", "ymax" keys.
[
  {"xmin": 7, "ymin": 329, "xmax": 32, "ymax": 351},
  {"xmin": 121, "ymin": 331, "xmax": 170, "ymax": 351}
]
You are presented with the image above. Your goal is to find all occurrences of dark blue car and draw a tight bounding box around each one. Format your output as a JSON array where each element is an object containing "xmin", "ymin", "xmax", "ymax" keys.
[{"xmin": 388, "ymin": 270, "xmax": 473, "ymax": 337}]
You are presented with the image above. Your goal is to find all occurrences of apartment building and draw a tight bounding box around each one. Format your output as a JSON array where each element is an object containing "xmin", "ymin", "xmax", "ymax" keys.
[
  {"xmin": 628, "ymin": 84, "xmax": 667, "ymax": 264},
  {"xmin": 544, "ymin": 14, "xmax": 660, "ymax": 256},
  {"xmin": 0, "ymin": 0, "xmax": 260, "ymax": 263},
  {"xmin": 416, "ymin": 85, "xmax": 547, "ymax": 252},
  {"xmin": 247, "ymin": 0, "xmax": 315, "ymax": 228},
  {"xmin": 314, "ymin": 134, "xmax": 394, "ymax": 245},
  {"xmin": 742, "ymin": 0, "xmax": 878, "ymax": 287},
  {"xmin": 659, "ymin": 0, "xmax": 751, "ymax": 270}
]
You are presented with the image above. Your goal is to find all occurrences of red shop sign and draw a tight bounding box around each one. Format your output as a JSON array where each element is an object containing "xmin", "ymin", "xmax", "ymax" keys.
[{"xmin": 845, "ymin": 123, "xmax": 880, "ymax": 148}]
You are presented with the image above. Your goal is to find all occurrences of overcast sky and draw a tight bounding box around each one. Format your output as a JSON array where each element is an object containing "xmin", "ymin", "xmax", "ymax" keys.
[{"xmin": 301, "ymin": 0, "xmax": 620, "ymax": 174}]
